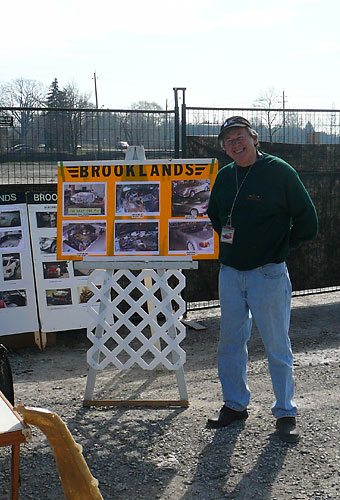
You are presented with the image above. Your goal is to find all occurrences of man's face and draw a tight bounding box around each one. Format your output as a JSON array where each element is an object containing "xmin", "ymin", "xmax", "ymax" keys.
[{"xmin": 223, "ymin": 127, "xmax": 257, "ymax": 167}]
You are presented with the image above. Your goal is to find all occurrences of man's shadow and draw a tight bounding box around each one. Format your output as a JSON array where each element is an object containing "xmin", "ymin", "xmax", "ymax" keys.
[
  {"xmin": 224, "ymin": 433, "xmax": 291, "ymax": 499},
  {"xmin": 181, "ymin": 425, "xmax": 291, "ymax": 500},
  {"xmin": 180, "ymin": 420, "xmax": 246, "ymax": 500}
]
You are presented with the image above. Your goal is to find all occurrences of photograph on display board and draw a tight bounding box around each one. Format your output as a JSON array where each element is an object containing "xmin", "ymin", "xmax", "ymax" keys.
[
  {"xmin": 0, "ymin": 289, "xmax": 27, "ymax": 308},
  {"xmin": 114, "ymin": 220, "xmax": 159, "ymax": 254},
  {"xmin": 39, "ymin": 236, "xmax": 57, "ymax": 254},
  {"xmin": 36, "ymin": 211, "xmax": 57, "ymax": 228},
  {"xmin": 0, "ymin": 229, "xmax": 23, "ymax": 250},
  {"xmin": 168, "ymin": 220, "xmax": 214, "ymax": 255},
  {"xmin": 73, "ymin": 265, "xmax": 94, "ymax": 277},
  {"xmin": 42, "ymin": 261, "xmax": 70, "ymax": 280},
  {"xmin": 77, "ymin": 285, "xmax": 94, "ymax": 304},
  {"xmin": 0, "ymin": 210, "xmax": 21, "ymax": 228},
  {"xmin": 2, "ymin": 253, "xmax": 22, "ymax": 281},
  {"xmin": 115, "ymin": 182, "xmax": 160, "ymax": 216},
  {"xmin": 62, "ymin": 221, "xmax": 106, "ymax": 254},
  {"xmin": 63, "ymin": 183, "xmax": 106, "ymax": 216},
  {"xmin": 46, "ymin": 288, "xmax": 72, "ymax": 306},
  {"xmin": 171, "ymin": 179, "xmax": 210, "ymax": 218}
]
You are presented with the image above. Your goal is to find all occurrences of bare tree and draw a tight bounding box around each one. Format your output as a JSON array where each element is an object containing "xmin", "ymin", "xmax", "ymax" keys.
[
  {"xmin": 253, "ymin": 87, "xmax": 282, "ymax": 142},
  {"xmin": 63, "ymin": 81, "xmax": 96, "ymax": 153},
  {"xmin": 0, "ymin": 78, "xmax": 47, "ymax": 144}
]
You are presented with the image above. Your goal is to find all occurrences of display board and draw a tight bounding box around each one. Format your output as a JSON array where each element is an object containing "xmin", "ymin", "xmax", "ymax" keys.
[
  {"xmin": 0, "ymin": 192, "xmax": 39, "ymax": 335},
  {"xmin": 27, "ymin": 192, "xmax": 103, "ymax": 333},
  {"xmin": 57, "ymin": 159, "xmax": 218, "ymax": 260}
]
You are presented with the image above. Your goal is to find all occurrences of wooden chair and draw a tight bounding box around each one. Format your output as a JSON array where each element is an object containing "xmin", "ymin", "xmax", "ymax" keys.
[{"xmin": 0, "ymin": 392, "xmax": 30, "ymax": 500}]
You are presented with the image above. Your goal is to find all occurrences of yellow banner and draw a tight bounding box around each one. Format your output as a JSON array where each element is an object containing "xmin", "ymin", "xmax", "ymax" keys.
[{"xmin": 57, "ymin": 159, "xmax": 218, "ymax": 260}]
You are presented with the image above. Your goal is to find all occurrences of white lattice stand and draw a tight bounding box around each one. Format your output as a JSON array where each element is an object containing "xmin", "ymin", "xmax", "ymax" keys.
[{"xmin": 75, "ymin": 257, "xmax": 198, "ymax": 407}]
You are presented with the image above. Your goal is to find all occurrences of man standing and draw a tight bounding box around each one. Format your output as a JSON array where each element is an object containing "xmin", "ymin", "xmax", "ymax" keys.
[{"xmin": 207, "ymin": 116, "xmax": 318, "ymax": 442}]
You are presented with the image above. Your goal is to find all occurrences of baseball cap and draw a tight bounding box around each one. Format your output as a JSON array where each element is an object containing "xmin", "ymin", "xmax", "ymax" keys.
[{"xmin": 218, "ymin": 116, "xmax": 252, "ymax": 142}]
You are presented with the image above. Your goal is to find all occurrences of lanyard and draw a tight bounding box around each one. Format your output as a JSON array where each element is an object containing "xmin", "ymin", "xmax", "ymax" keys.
[{"xmin": 227, "ymin": 164, "xmax": 253, "ymax": 227}]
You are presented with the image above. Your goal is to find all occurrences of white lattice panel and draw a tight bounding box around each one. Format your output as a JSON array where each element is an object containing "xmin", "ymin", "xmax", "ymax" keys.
[{"xmin": 86, "ymin": 268, "xmax": 186, "ymax": 371}]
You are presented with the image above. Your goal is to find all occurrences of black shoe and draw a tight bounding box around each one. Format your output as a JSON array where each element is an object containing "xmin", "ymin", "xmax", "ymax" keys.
[
  {"xmin": 276, "ymin": 417, "xmax": 300, "ymax": 443},
  {"xmin": 207, "ymin": 405, "xmax": 248, "ymax": 429}
]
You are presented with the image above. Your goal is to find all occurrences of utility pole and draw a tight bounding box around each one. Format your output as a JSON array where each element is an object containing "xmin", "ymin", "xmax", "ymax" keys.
[
  {"xmin": 282, "ymin": 90, "xmax": 286, "ymax": 143},
  {"xmin": 93, "ymin": 71, "xmax": 99, "ymax": 108},
  {"xmin": 93, "ymin": 72, "xmax": 100, "ymax": 157}
]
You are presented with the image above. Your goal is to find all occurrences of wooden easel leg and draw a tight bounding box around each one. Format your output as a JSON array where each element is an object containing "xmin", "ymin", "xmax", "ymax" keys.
[
  {"xmin": 34, "ymin": 331, "xmax": 47, "ymax": 350},
  {"xmin": 11, "ymin": 443, "xmax": 20, "ymax": 500}
]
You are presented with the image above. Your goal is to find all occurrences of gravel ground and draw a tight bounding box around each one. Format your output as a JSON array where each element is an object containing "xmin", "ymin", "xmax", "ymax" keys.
[{"xmin": 1, "ymin": 291, "xmax": 340, "ymax": 500}]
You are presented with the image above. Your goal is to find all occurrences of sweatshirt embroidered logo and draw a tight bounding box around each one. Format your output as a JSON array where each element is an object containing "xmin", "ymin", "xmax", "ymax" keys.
[{"xmin": 248, "ymin": 194, "xmax": 261, "ymax": 201}]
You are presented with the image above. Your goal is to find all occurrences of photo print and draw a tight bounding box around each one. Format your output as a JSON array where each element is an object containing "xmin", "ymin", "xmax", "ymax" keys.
[
  {"xmin": 171, "ymin": 179, "xmax": 210, "ymax": 219},
  {"xmin": 168, "ymin": 220, "xmax": 214, "ymax": 255},
  {"xmin": 77, "ymin": 285, "xmax": 94, "ymax": 304},
  {"xmin": 171, "ymin": 179, "xmax": 210, "ymax": 218},
  {"xmin": 63, "ymin": 183, "xmax": 106, "ymax": 216},
  {"xmin": 73, "ymin": 265, "xmax": 95, "ymax": 277},
  {"xmin": 0, "ymin": 210, "xmax": 21, "ymax": 228},
  {"xmin": 0, "ymin": 289, "xmax": 27, "ymax": 308},
  {"xmin": 0, "ymin": 229, "xmax": 23, "ymax": 250},
  {"xmin": 115, "ymin": 182, "xmax": 160, "ymax": 216},
  {"xmin": 39, "ymin": 237, "xmax": 57, "ymax": 254},
  {"xmin": 36, "ymin": 211, "xmax": 57, "ymax": 228},
  {"xmin": 2, "ymin": 253, "xmax": 21, "ymax": 281},
  {"xmin": 114, "ymin": 220, "xmax": 159, "ymax": 255},
  {"xmin": 42, "ymin": 261, "xmax": 70, "ymax": 280},
  {"xmin": 46, "ymin": 288, "xmax": 72, "ymax": 307},
  {"xmin": 62, "ymin": 221, "xmax": 106, "ymax": 255}
]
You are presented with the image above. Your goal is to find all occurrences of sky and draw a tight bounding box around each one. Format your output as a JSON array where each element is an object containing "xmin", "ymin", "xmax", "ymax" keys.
[{"xmin": 2, "ymin": 0, "xmax": 340, "ymax": 111}]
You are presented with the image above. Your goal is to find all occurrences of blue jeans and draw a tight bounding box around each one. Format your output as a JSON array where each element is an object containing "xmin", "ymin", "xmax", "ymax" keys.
[{"xmin": 218, "ymin": 262, "xmax": 297, "ymax": 419}]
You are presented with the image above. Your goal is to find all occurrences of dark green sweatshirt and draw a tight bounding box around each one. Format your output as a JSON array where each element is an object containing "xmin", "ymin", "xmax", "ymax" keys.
[{"xmin": 207, "ymin": 152, "xmax": 318, "ymax": 270}]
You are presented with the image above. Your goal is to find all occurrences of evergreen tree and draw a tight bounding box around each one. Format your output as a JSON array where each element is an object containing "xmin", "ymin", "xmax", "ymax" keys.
[{"xmin": 44, "ymin": 79, "xmax": 70, "ymax": 152}]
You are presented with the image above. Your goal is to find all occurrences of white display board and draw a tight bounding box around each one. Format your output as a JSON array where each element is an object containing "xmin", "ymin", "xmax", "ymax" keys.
[
  {"xmin": 0, "ymin": 193, "xmax": 39, "ymax": 335},
  {"xmin": 27, "ymin": 192, "xmax": 103, "ymax": 333}
]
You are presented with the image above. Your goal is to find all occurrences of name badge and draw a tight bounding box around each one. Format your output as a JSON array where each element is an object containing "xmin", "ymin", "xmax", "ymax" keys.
[{"xmin": 220, "ymin": 225, "xmax": 235, "ymax": 244}]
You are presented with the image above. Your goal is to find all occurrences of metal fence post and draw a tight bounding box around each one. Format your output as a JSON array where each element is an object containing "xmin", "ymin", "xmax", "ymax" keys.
[
  {"xmin": 181, "ymin": 89, "xmax": 187, "ymax": 158},
  {"xmin": 173, "ymin": 88, "xmax": 180, "ymax": 158}
]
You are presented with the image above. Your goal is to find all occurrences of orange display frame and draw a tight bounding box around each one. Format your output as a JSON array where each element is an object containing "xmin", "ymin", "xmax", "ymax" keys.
[{"xmin": 57, "ymin": 159, "xmax": 218, "ymax": 261}]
